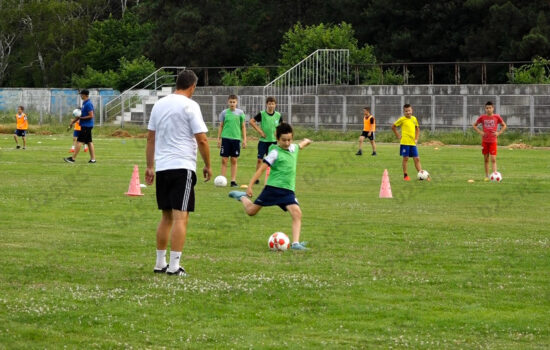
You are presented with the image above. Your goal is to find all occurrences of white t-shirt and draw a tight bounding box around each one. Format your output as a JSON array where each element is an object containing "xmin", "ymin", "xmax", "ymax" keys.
[{"xmin": 147, "ymin": 93, "xmax": 208, "ymax": 172}]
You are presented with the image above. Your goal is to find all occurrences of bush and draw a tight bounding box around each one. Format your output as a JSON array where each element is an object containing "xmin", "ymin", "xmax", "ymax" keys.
[{"xmin": 507, "ymin": 56, "xmax": 550, "ymax": 83}]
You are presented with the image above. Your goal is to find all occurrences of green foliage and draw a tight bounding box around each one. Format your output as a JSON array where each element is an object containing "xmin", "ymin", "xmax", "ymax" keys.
[
  {"xmin": 363, "ymin": 66, "xmax": 406, "ymax": 85},
  {"xmin": 220, "ymin": 65, "xmax": 270, "ymax": 86},
  {"xmin": 508, "ymin": 57, "xmax": 550, "ymax": 84},
  {"xmin": 278, "ymin": 22, "xmax": 375, "ymax": 72}
]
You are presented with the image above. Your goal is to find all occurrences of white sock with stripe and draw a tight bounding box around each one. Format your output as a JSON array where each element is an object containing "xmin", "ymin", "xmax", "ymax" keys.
[
  {"xmin": 155, "ymin": 250, "xmax": 167, "ymax": 269},
  {"xmin": 168, "ymin": 251, "xmax": 182, "ymax": 272}
]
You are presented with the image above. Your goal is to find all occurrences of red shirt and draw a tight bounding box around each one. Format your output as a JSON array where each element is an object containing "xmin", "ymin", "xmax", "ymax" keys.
[{"xmin": 475, "ymin": 114, "xmax": 504, "ymax": 143}]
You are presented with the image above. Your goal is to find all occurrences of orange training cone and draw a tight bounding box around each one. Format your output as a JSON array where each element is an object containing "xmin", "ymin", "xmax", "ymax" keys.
[
  {"xmin": 265, "ymin": 166, "xmax": 270, "ymax": 183},
  {"xmin": 379, "ymin": 169, "xmax": 393, "ymax": 198},
  {"xmin": 125, "ymin": 164, "xmax": 144, "ymax": 196}
]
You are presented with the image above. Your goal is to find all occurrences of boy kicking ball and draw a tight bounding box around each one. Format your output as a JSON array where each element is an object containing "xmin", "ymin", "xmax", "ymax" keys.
[{"xmin": 229, "ymin": 123, "xmax": 312, "ymax": 250}]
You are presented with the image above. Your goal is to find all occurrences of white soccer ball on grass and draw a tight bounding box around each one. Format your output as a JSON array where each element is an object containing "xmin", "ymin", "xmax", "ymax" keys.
[
  {"xmin": 490, "ymin": 172, "xmax": 502, "ymax": 182},
  {"xmin": 268, "ymin": 232, "xmax": 290, "ymax": 252},
  {"xmin": 214, "ymin": 175, "xmax": 227, "ymax": 187},
  {"xmin": 417, "ymin": 170, "xmax": 430, "ymax": 180}
]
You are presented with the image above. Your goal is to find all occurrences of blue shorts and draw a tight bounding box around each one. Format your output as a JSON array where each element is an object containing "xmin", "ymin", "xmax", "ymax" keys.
[
  {"xmin": 254, "ymin": 185, "xmax": 299, "ymax": 211},
  {"xmin": 257, "ymin": 141, "xmax": 277, "ymax": 159},
  {"xmin": 73, "ymin": 130, "xmax": 81, "ymax": 138},
  {"xmin": 220, "ymin": 138, "xmax": 241, "ymax": 158},
  {"xmin": 400, "ymin": 145, "xmax": 419, "ymax": 157},
  {"xmin": 14, "ymin": 129, "xmax": 27, "ymax": 137}
]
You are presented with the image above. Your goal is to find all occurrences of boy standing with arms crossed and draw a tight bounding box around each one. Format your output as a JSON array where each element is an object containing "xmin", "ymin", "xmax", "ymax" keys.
[
  {"xmin": 217, "ymin": 95, "xmax": 247, "ymax": 187},
  {"xmin": 355, "ymin": 107, "xmax": 377, "ymax": 156},
  {"xmin": 228, "ymin": 123, "xmax": 312, "ymax": 251},
  {"xmin": 249, "ymin": 96, "xmax": 282, "ymax": 184},
  {"xmin": 392, "ymin": 104, "xmax": 427, "ymax": 181},
  {"xmin": 472, "ymin": 101, "xmax": 507, "ymax": 181},
  {"xmin": 14, "ymin": 106, "xmax": 28, "ymax": 149}
]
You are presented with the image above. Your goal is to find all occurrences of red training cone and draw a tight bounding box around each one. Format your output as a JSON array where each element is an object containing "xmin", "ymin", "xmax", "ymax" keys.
[
  {"xmin": 125, "ymin": 164, "xmax": 144, "ymax": 196},
  {"xmin": 379, "ymin": 169, "xmax": 393, "ymax": 198}
]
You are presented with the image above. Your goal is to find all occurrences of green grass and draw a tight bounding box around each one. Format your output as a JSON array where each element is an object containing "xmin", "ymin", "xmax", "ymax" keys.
[{"xmin": 0, "ymin": 134, "xmax": 549, "ymax": 349}]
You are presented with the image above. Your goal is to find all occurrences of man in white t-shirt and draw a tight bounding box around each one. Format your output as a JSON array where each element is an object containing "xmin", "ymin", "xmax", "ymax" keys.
[{"xmin": 145, "ymin": 70, "xmax": 212, "ymax": 276}]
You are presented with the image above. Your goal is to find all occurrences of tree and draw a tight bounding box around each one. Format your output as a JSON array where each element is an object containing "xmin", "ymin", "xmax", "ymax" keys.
[{"xmin": 508, "ymin": 57, "xmax": 550, "ymax": 84}]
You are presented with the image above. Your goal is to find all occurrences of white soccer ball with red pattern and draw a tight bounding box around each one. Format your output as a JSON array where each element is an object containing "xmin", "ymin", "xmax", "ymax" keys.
[
  {"xmin": 490, "ymin": 171, "xmax": 502, "ymax": 182},
  {"xmin": 268, "ymin": 232, "xmax": 290, "ymax": 251},
  {"xmin": 417, "ymin": 170, "xmax": 430, "ymax": 180}
]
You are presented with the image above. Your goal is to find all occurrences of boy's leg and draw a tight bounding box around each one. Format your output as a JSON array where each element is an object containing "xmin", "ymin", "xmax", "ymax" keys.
[
  {"xmin": 22, "ymin": 136, "xmax": 26, "ymax": 148},
  {"xmin": 413, "ymin": 157, "xmax": 422, "ymax": 172},
  {"xmin": 240, "ymin": 196, "xmax": 262, "ymax": 216},
  {"xmin": 14, "ymin": 134, "xmax": 18, "ymax": 146},
  {"xmin": 358, "ymin": 136, "xmax": 364, "ymax": 150},
  {"xmin": 170, "ymin": 210, "xmax": 189, "ymax": 252},
  {"xmin": 230, "ymin": 157, "xmax": 238, "ymax": 182},
  {"xmin": 286, "ymin": 204, "xmax": 302, "ymax": 244},
  {"xmin": 88, "ymin": 142, "xmax": 95, "ymax": 160},
  {"xmin": 73, "ymin": 141, "xmax": 84, "ymax": 160},
  {"xmin": 156, "ymin": 210, "xmax": 173, "ymax": 250},
  {"xmin": 483, "ymin": 154, "xmax": 490, "ymax": 177},
  {"xmin": 490, "ymin": 155, "xmax": 497, "ymax": 173},
  {"xmin": 370, "ymin": 139, "xmax": 376, "ymax": 153},
  {"xmin": 402, "ymin": 156, "xmax": 409, "ymax": 174},
  {"xmin": 221, "ymin": 157, "xmax": 228, "ymax": 177},
  {"xmin": 256, "ymin": 158, "xmax": 263, "ymax": 171}
]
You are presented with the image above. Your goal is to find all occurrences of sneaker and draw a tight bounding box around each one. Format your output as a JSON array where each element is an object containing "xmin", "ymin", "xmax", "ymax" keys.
[
  {"xmin": 84, "ymin": 148, "xmax": 88, "ymax": 153},
  {"xmin": 16, "ymin": 145, "xmax": 20, "ymax": 149},
  {"xmin": 228, "ymin": 191, "xmax": 247, "ymax": 201},
  {"xmin": 291, "ymin": 242, "xmax": 307, "ymax": 250},
  {"xmin": 371, "ymin": 152, "xmax": 377, "ymax": 156},
  {"xmin": 355, "ymin": 150, "xmax": 362, "ymax": 156},
  {"xmin": 230, "ymin": 181, "xmax": 238, "ymax": 187},
  {"xmin": 153, "ymin": 265, "xmax": 169, "ymax": 274},
  {"xmin": 22, "ymin": 147, "xmax": 26, "ymax": 150},
  {"xmin": 63, "ymin": 157, "xmax": 75, "ymax": 163},
  {"xmin": 404, "ymin": 175, "xmax": 411, "ymax": 181},
  {"xmin": 254, "ymin": 179, "xmax": 260, "ymax": 185},
  {"xmin": 69, "ymin": 149, "xmax": 75, "ymax": 153},
  {"xmin": 88, "ymin": 159, "xmax": 96, "ymax": 164},
  {"xmin": 166, "ymin": 267, "xmax": 187, "ymax": 276}
]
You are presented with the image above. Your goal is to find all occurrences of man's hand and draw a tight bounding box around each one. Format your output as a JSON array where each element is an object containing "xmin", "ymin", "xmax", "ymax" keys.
[
  {"xmin": 145, "ymin": 167, "xmax": 155, "ymax": 185},
  {"xmin": 203, "ymin": 166, "xmax": 212, "ymax": 182}
]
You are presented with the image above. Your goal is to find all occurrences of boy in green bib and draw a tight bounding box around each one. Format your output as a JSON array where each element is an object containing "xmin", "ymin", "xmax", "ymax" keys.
[
  {"xmin": 249, "ymin": 96, "xmax": 282, "ymax": 184},
  {"xmin": 217, "ymin": 95, "xmax": 247, "ymax": 187},
  {"xmin": 229, "ymin": 123, "xmax": 312, "ymax": 250}
]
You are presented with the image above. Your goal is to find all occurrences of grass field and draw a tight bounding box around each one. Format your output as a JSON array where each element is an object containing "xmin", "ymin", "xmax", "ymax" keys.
[{"xmin": 0, "ymin": 133, "xmax": 549, "ymax": 349}]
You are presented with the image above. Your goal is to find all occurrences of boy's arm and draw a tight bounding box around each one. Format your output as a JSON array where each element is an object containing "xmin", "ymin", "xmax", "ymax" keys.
[
  {"xmin": 299, "ymin": 138, "xmax": 312, "ymax": 149},
  {"xmin": 249, "ymin": 118, "xmax": 266, "ymax": 138},
  {"xmin": 79, "ymin": 110, "xmax": 94, "ymax": 120},
  {"xmin": 217, "ymin": 122, "xmax": 223, "ymax": 148},
  {"xmin": 472, "ymin": 121, "xmax": 484, "ymax": 136},
  {"xmin": 246, "ymin": 162, "xmax": 269, "ymax": 197},
  {"xmin": 241, "ymin": 121, "xmax": 247, "ymax": 148},
  {"xmin": 415, "ymin": 126, "xmax": 420, "ymax": 144},
  {"xmin": 391, "ymin": 124, "xmax": 401, "ymax": 139},
  {"xmin": 497, "ymin": 121, "xmax": 507, "ymax": 136}
]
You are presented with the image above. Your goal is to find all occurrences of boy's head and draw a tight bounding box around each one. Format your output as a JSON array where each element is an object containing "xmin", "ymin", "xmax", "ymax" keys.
[
  {"xmin": 485, "ymin": 101, "xmax": 494, "ymax": 115},
  {"xmin": 403, "ymin": 104, "xmax": 413, "ymax": 117},
  {"xmin": 17, "ymin": 106, "xmax": 24, "ymax": 113},
  {"xmin": 363, "ymin": 107, "xmax": 370, "ymax": 115},
  {"xmin": 276, "ymin": 122, "xmax": 293, "ymax": 149},
  {"xmin": 228, "ymin": 94, "xmax": 238, "ymax": 110},
  {"xmin": 266, "ymin": 96, "xmax": 276, "ymax": 112},
  {"xmin": 176, "ymin": 70, "xmax": 198, "ymax": 91}
]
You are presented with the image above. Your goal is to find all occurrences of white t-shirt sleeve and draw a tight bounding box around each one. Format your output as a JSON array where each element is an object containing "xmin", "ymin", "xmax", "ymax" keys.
[
  {"xmin": 263, "ymin": 148, "xmax": 278, "ymax": 166},
  {"xmin": 218, "ymin": 110, "xmax": 226, "ymax": 123},
  {"xmin": 188, "ymin": 101, "xmax": 208, "ymax": 134}
]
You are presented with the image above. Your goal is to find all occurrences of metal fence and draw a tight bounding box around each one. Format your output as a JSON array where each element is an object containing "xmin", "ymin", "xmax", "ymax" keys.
[{"xmin": 193, "ymin": 93, "xmax": 550, "ymax": 133}]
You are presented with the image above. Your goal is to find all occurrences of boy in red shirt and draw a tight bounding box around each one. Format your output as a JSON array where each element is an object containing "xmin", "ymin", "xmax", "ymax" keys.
[{"xmin": 472, "ymin": 101, "xmax": 507, "ymax": 181}]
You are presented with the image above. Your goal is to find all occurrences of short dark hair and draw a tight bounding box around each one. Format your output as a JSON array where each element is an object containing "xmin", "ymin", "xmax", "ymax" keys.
[
  {"xmin": 266, "ymin": 96, "xmax": 276, "ymax": 104},
  {"xmin": 228, "ymin": 94, "xmax": 238, "ymax": 100},
  {"xmin": 276, "ymin": 122, "xmax": 293, "ymax": 139},
  {"xmin": 18, "ymin": 105, "xmax": 24, "ymax": 111},
  {"xmin": 363, "ymin": 107, "xmax": 370, "ymax": 112},
  {"xmin": 176, "ymin": 70, "xmax": 198, "ymax": 90},
  {"xmin": 485, "ymin": 101, "xmax": 494, "ymax": 106},
  {"xmin": 403, "ymin": 104, "xmax": 412, "ymax": 109},
  {"xmin": 80, "ymin": 89, "xmax": 89, "ymax": 96}
]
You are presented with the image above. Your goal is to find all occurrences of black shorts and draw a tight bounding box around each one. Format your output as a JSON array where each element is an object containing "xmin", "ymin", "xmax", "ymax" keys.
[
  {"xmin": 361, "ymin": 131, "xmax": 375, "ymax": 140},
  {"xmin": 220, "ymin": 138, "xmax": 241, "ymax": 158},
  {"xmin": 254, "ymin": 185, "xmax": 299, "ymax": 211},
  {"xmin": 14, "ymin": 129, "xmax": 27, "ymax": 137},
  {"xmin": 155, "ymin": 169, "xmax": 197, "ymax": 211},
  {"xmin": 77, "ymin": 126, "xmax": 93, "ymax": 144},
  {"xmin": 257, "ymin": 141, "xmax": 277, "ymax": 159}
]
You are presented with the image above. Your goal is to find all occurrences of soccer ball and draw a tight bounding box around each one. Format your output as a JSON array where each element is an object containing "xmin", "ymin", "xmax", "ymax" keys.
[
  {"xmin": 417, "ymin": 170, "xmax": 430, "ymax": 180},
  {"xmin": 268, "ymin": 232, "xmax": 290, "ymax": 252},
  {"xmin": 213, "ymin": 175, "xmax": 227, "ymax": 187},
  {"xmin": 72, "ymin": 108, "xmax": 81, "ymax": 117},
  {"xmin": 490, "ymin": 172, "xmax": 502, "ymax": 182}
]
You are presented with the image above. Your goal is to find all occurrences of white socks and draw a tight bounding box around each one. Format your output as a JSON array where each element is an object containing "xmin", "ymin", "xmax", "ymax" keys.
[
  {"xmin": 168, "ymin": 251, "xmax": 182, "ymax": 272},
  {"xmin": 155, "ymin": 250, "xmax": 167, "ymax": 269}
]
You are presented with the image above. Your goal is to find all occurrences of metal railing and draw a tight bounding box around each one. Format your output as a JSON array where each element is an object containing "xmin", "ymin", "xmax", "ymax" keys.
[{"xmin": 103, "ymin": 66, "xmax": 185, "ymax": 126}]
